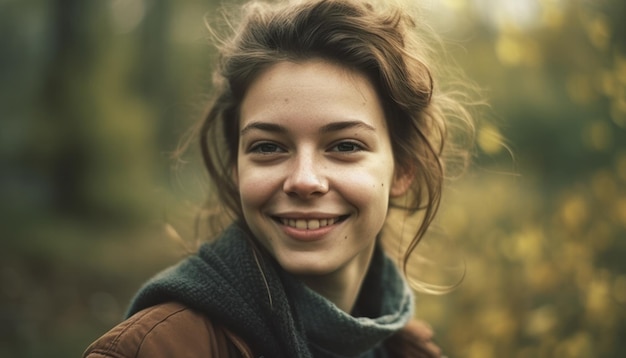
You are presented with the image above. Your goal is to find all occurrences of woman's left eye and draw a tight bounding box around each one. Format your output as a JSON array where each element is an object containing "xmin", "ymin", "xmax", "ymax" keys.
[{"xmin": 330, "ymin": 141, "xmax": 363, "ymax": 152}]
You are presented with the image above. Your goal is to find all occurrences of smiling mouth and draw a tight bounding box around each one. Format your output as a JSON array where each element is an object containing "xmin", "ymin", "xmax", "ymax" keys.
[{"xmin": 273, "ymin": 215, "xmax": 349, "ymax": 230}]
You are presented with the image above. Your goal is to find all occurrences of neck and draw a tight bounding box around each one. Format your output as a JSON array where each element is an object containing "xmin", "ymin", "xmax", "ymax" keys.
[{"xmin": 300, "ymin": 242, "xmax": 376, "ymax": 312}]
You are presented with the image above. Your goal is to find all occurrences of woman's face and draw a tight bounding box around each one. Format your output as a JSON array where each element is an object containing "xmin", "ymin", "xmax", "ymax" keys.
[{"xmin": 236, "ymin": 59, "xmax": 409, "ymax": 278}]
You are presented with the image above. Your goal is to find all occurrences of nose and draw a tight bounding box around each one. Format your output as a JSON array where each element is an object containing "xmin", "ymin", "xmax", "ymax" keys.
[{"xmin": 283, "ymin": 152, "xmax": 329, "ymax": 198}]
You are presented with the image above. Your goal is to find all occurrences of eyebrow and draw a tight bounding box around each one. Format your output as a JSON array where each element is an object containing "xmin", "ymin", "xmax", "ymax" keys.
[
  {"xmin": 240, "ymin": 120, "xmax": 376, "ymax": 136},
  {"xmin": 240, "ymin": 122, "xmax": 287, "ymax": 136}
]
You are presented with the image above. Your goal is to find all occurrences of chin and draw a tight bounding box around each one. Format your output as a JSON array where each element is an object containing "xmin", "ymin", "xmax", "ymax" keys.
[{"xmin": 277, "ymin": 256, "xmax": 339, "ymax": 277}]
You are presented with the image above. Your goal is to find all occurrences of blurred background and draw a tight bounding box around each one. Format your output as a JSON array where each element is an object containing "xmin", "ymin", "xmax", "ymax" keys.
[{"xmin": 1, "ymin": 0, "xmax": 625, "ymax": 357}]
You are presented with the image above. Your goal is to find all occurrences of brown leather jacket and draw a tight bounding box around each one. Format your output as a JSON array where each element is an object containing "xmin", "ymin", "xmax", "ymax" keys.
[{"xmin": 83, "ymin": 302, "xmax": 440, "ymax": 357}]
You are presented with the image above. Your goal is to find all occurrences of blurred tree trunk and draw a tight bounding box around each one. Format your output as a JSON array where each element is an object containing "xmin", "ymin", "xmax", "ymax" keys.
[
  {"xmin": 39, "ymin": 0, "xmax": 103, "ymax": 215},
  {"xmin": 37, "ymin": 0, "xmax": 166, "ymax": 222}
]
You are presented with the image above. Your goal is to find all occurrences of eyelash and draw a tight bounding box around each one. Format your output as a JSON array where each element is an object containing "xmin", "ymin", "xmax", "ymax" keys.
[
  {"xmin": 249, "ymin": 142, "xmax": 285, "ymax": 154},
  {"xmin": 248, "ymin": 140, "xmax": 364, "ymax": 155},
  {"xmin": 330, "ymin": 141, "xmax": 364, "ymax": 153}
]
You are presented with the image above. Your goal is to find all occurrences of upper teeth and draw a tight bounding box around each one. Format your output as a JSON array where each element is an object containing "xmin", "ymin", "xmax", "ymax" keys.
[{"xmin": 281, "ymin": 218, "xmax": 336, "ymax": 229}]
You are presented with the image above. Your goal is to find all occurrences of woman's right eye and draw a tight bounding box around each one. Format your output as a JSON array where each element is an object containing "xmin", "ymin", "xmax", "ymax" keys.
[{"xmin": 250, "ymin": 142, "xmax": 284, "ymax": 154}]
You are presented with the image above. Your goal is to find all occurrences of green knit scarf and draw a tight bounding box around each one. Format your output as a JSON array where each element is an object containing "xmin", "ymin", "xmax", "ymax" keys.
[{"xmin": 127, "ymin": 223, "xmax": 413, "ymax": 358}]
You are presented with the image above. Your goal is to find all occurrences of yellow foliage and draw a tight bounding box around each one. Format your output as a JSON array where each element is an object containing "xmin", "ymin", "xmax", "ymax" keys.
[
  {"xmin": 441, "ymin": 0, "xmax": 467, "ymax": 11},
  {"xmin": 560, "ymin": 194, "xmax": 589, "ymax": 232},
  {"xmin": 587, "ymin": 220, "xmax": 614, "ymax": 252},
  {"xmin": 611, "ymin": 99, "xmax": 626, "ymax": 127},
  {"xmin": 600, "ymin": 69, "xmax": 618, "ymax": 97},
  {"xmin": 512, "ymin": 227, "xmax": 544, "ymax": 263},
  {"xmin": 526, "ymin": 262, "xmax": 559, "ymax": 293},
  {"xmin": 495, "ymin": 35, "xmax": 523, "ymax": 67},
  {"xmin": 478, "ymin": 124, "xmax": 504, "ymax": 154},
  {"xmin": 525, "ymin": 305, "xmax": 557, "ymax": 336},
  {"xmin": 495, "ymin": 34, "xmax": 541, "ymax": 67},
  {"xmin": 581, "ymin": 12, "xmax": 611, "ymax": 50},
  {"xmin": 613, "ymin": 197, "xmax": 626, "ymax": 228},
  {"xmin": 479, "ymin": 306, "xmax": 517, "ymax": 340},
  {"xmin": 557, "ymin": 242, "xmax": 592, "ymax": 288},
  {"xmin": 585, "ymin": 270, "xmax": 612, "ymax": 319},
  {"xmin": 554, "ymin": 331, "xmax": 593, "ymax": 358},
  {"xmin": 584, "ymin": 119, "xmax": 613, "ymax": 151},
  {"xmin": 616, "ymin": 54, "xmax": 626, "ymax": 84},
  {"xmin": 566, "ymin": 74, "xmax": 596, "ymax": 104},
  {"xmin": 540, "ymin": 2, "xmax": 564, "ymax": 29},
  {"xmin": 591, "ymin": 170, "xmax": 617, "ymax": 202},
  {"xmin": 616, "ymin": 151, "xmax": 626, "ymax": 182},
  {"xmin": 467, "ymin": 341, "xmax": 495, "ymax": 358},
  {"xmin": 613, "ymin": 275, "xmax": 626, "ymax": 304},
  {"xmin": 443, "ymin": 205, "xmax": 469, "ymax": 239}
]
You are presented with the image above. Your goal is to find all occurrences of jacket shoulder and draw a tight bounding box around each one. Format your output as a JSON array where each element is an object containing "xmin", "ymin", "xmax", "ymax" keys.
[
  {"xmin": 386, "ymin": 319, "xmax": 442, "ymax": 358},
  {"xmin": 83, "ymin": 302, "xmax": 253, "ymax": 358}
]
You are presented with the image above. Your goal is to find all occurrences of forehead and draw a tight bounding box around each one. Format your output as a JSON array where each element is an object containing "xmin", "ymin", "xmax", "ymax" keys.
[{"xmin": 239, "ymin": 59, "xmax": 387, "ymax": 133}]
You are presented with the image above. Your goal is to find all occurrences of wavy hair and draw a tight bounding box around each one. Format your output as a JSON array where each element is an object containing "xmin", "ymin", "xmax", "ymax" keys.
[{"xmin": 194, "ymin": 0, "xmax": 475, "ymax": 289}]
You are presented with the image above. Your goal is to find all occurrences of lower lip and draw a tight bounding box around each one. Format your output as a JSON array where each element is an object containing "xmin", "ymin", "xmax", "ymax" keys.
[{"xmin": 279, "ymin": 220, "xmax": 341, "ymax": 242}]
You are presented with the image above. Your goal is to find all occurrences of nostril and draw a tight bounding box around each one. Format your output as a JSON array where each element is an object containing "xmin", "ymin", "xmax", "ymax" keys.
[
  {"xmin": 282, "ymin": 155, "xmax": 329, "ymax": 197},
  {"xmin": 282, "ymin": 175, "xmax": 328, "ymax": 197},
  {"xmin": 283, "ymin": 182, "xmax": 329, "ymax": 197}
]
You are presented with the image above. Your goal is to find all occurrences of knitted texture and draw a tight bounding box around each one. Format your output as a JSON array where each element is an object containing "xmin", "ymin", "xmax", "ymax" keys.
[{"xmin": 127, "ymin": 223, "xmax": 413, "ymax": 358}]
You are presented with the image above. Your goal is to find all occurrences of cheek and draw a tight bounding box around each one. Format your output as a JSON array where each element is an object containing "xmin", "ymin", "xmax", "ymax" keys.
[
  {"xmin": 337, "ymin": 167, "xmax": 392, "ymax": 213},
  {"xmin": 237, "ymin": 165, "xmax": 280, "ymax": 209}
]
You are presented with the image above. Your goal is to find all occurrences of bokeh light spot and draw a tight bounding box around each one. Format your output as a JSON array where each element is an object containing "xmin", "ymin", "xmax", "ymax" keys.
[
  {"xmin": 585, "ymin": 271, "xmax": 611, "ymax": 319},
  {"xmin": 591, "ymin": 170, "xmax": 617, "ymax": 202},
  {"xmin": 525, "ymin": 305, "xmax": 557, "ymax": 336},
  {"xmin": 582, "ymin": 119, "xmax": 612, "ymax": 152},
  {"xmin": 566, "ymin": 74, "xmax": 595, "ymax": 104},
  {"xmin": 560, "ymin": 195, "xmax": 588, "ymax": 232},
  {"xmin": 540, "ymin": 3, "xmax": 564, "ymax": 29},
  {"xmin": 600, "ymin": 70, "xmax": 617, "ymax": 97},
  {"xmin": 110, "ymin": 0, "xmax": 146, "ymax": 34},
  {"xmin": 468, "ymin": 340, "xmax": 495, "ymax": 358},
  {"xmin": 584, "ymin": 14, "xmax": 610, "ymax": 50},
  {"xmin": 478, "ymin": 125, "xmax": 503, "ymax": 154},
  {"xmin": 511, "ymin": 227, "xmax": 544, "ymax": 262},
  {"xmin": 442, "ymin": 0, "xmax": 467, "ymax": 11},
  {"xmin": 554, "ymin": 331, "xmax": 592, "ymax": 357},
  {"xmin": 495, "ymin": 35, "xmax": 523, "ymax": 66}
]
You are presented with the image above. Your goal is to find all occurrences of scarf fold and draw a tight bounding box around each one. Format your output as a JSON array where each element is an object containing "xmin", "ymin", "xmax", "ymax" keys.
[{"xmin": 127, "ymin": 223, "xmax": 413, "ymax": 358}]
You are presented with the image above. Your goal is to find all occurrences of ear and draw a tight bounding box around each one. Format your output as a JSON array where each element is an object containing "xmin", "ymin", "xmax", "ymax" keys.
[{"xmin": 390, "ymin": 166, "xmax": 414, "ymax": 197}]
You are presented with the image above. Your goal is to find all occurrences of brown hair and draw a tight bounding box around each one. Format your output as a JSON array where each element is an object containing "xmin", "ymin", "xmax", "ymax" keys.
[{"xmin": 196, "ymin": 0, "xmax": 475, "ymax": 285}]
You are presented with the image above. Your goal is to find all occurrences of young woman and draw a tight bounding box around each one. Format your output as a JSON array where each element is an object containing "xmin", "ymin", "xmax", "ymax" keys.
[{"xmin": 84, "ymin": 0, "xmax": 474, "ymax": 357}]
